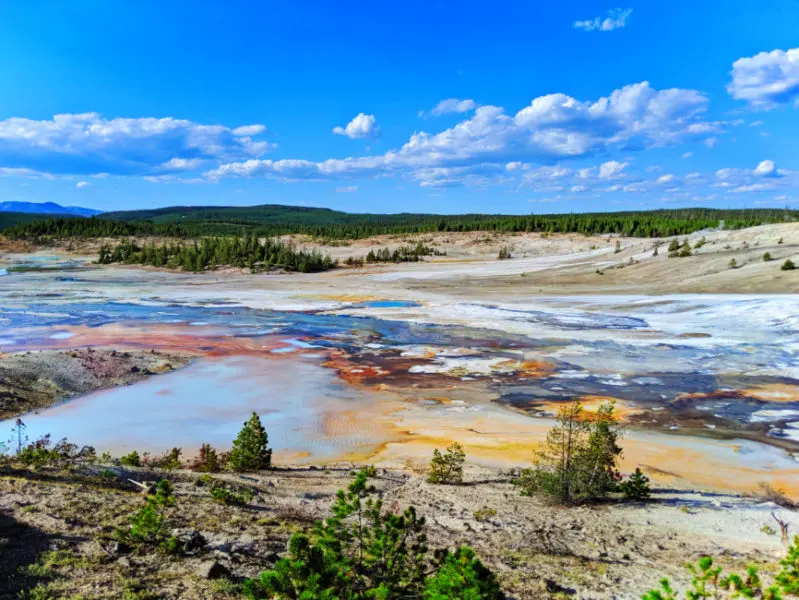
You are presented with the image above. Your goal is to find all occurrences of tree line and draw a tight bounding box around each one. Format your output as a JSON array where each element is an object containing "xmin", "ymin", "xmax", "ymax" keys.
[
  {"xmin": 97, "ymin": 236, "xmax": 337, "ymax": 273},
  {"xmin": 3, "ymin": 208, "xmax": 798, "ymax": 241}
]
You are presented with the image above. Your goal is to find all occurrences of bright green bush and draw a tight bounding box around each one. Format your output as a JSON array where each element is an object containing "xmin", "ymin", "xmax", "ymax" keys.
[
  {"xmin": 777, "ymin": 535, "xmax": 799, "ymax": 593},
  {"xmin": 423, "ymin": 546, "xmax": 503, "ymax": 600},
  {"xmin": 642, "ymin": 545, "xmax": 799, "ymax": 599},
  {"xmin": 243, "ymin": 467, "xmax": 503, "ymax": 599},
  {"xmin": 119, "ymin": 450, "xmax": 142, "ymax": 467},
  {"xmin": 117, "ymin": 480, "xmax": 178, "ymax": 552}
]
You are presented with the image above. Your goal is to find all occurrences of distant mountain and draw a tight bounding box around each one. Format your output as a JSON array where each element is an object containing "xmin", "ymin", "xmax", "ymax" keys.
[{"xmin": 0, "ymin": 201, "xmax": 102, "ymax": 217}]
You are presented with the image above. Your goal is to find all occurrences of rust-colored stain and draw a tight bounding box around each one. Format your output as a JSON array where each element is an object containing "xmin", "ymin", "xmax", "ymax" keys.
[{"xmin": 742, "ymin": 383, "xmax": 799, "ymax": 403}]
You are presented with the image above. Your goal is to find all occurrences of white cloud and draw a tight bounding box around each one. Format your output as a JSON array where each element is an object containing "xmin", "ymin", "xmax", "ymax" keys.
[
  {"xmin": 209, "ymin": 81, "xmax": 720, "ymax": 188},
  {"xmin": 704, "ymin": 137, "xmax": 718, "ymax": 148},
  {"xmin": 428, "ymin": 99, "xmax": 477, "ymax": 117},
  {"xmin": 232, "ymin": 124, "xmax": 267, "ymax": 136},
  {"xmin": 656, "ymin": 174, "xmax": 674, "ymax": 184},
  {"xmin": 752, "ymin": 159, "xmax": 783, "ymax": 178},
  {"xmin": 160, "ymin": 157, "xmax": 206, "ymax": 171},
  {"xmin": 574, "ymin": 8, "xmax": 632, "ymax": 32},
  {"xmin": 75, "ymin": 180, "xmax": 89, "ymax": 189},
  {"xmin": 730, "ymin": 183, "xmax": 775, "ymax": 193},
  {"xmin": 728, "ymin": 47, "xmax": 799, "ymax": 109},
  {"xmin": 749, "ymin": 120, "xmax": 764, "ymax": 127},
  {"xmin": 336, "ymin": 185, "xmax": 358, "ymax": 193},
  {"xmin": 598, "ymin": 160, "xmax": 628, "ymax": 179},
  {"xmin": 682, "ymin": 151, "xmax": 693, "ymax": 158},
  {"xmin": 0, "ymin": 113, "xmax": 273, "ymax": 177},
  {"xmin": 333, "ymin": 113, "xmax": 380, "ymax": 139},
  {"xmin": 570, "ymin": 185, "xmax": 588, "ymax": 192}
]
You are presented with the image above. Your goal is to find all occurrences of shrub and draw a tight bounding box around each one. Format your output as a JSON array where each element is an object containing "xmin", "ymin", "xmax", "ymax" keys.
[
  {"xmin": 423, "ymin": 546, "xmax": 503, "ymax": 600},
  {"xmin": 228, "ymin": 412, "xmax": 272, "ymax": 471},
  {"xmin": 614, "ymin": 240, "xmax": 622, "ymax": 254},
  {"xmin": 119, "ymin": 450, "xmax": 142, "ymax": 467},
  {"xmin": 729, "ymin": 258, "xmax": 738, "ymax": 269},
  {"xmin": 191, "ymin": 443, "xmax": 224, "ymax": 472},
  {"xmin": 643, "ymin": 554, "xmax": 786, "ymax": 599},
  {"xmin": 211, "ymin": 485, "xmax": 253, "ymax": 506},
  {"xmin": 514, "ymin": 401, "xmax": 622, "ymax": 504},
  {"xmin": 17, "ymin": 435, "xmax": 60, "ymax": 467},
  {"xmin": 782, "ymin": 259, "xmax": 796, "ymax": 271},
  {"xmin": 497, "ymin": 246, "xmax": 512, "ymax": 260},
  {"xmin": 242, "ymin": 467, "xmax": 502, "ymax": 599},
  {"xmin": 667, "ymin": 239, "xmax": 680, "ymax": 253},
  {"xmin": 619, "ymin": 468, "xmax": 650, "ymax": 500},
  {"xmin": 428, "ymin": 443, "xmax": 465, "ymax": 485},
  {"xmin": 118, "ymin": 480, "xmax": 177, "ymax": 551},
  {"xmin": 777, "ymin": 535, "xmax": 799, "ymax": 593},
  {"xmin": 678, "ymin": 243, "xmax": 692, "ymax": 257},
  {"xmin": 473, "ymin": 508, "xmax": 497, "ymax": 522},
  {"xmin": 143, "ymin": 447, "xmax": 183, "ymax": 470},
  {"xmin": 763, "ymin": 251, "xmax": 774, "ymax": 261}
]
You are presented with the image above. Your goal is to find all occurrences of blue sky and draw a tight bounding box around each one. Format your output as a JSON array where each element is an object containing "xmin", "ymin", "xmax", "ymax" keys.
[{"xmin": 1, "ymin": 0, "xmax": 798, "ymax": 214}]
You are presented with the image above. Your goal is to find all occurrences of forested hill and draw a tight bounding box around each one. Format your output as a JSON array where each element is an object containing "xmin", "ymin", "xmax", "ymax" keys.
[
  {"xmin": 4, "ymin": 205, "xmax": 799, "ymax": 240},
  {"xmin": 0, "ymin": 211, "xmax": 66, "ymax": 230}
]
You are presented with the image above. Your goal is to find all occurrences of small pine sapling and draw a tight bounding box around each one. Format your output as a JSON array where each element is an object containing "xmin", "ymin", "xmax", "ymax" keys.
[
  {"xmin": 620, "ymin": 468, "xmax": 651, "ymax": 501},
  {"xmin": 427, "ymin": 443, "xmax": 466, "ymax": 485}
]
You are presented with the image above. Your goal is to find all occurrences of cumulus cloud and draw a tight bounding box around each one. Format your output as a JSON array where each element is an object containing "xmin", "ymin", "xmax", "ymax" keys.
[
  {"xmin": 428, "ymin": 98, "xmax": 477, "ymax": 117},
  {"xmin": 598, "ymin": 160, "xmax": 628, "ymax": 179},
  {"xmin": 75, "ymin": 180, "xmax": 89, "ymax": 189},
  {"xmin": 752, "ymin": 159, "xmax": 783, "ymax": 178},
  {"xmin": 0, "ymin": 113, "xmax": 272, "ymax": 177},
  {"xmin": 333, "ymin": 113, "xmax": 380, "ymax": 139},
  {"xmin": 208, "ymin": 81, "xmax": 720, "ymax": 188},
  {"xmin": 728, "ymin": 47, "xmax": 799, "ymax": 109},
  {"xmin": 574, "ymin": 8, "xmax": 632, "ymax": 32}
]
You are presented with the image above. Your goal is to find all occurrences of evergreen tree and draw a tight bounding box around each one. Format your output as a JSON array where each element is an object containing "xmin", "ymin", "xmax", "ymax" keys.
[
  {"xmin": 428, "ymin": 443, "xmax": 466, "ymax": 485},
  {"xmin": 619, "ymin": 467, "xmax": 651, "ymax": 500},
  {"xmin": 514, "ymin": 401, "xmax": 622, "ymax": 504},
  {"xmin": 228, "ymin": 412, "xmax": 272, "ymax": 471},
  {"xmin": 243, "ymin": 467, "xmax": 503, "ymax": 600}
]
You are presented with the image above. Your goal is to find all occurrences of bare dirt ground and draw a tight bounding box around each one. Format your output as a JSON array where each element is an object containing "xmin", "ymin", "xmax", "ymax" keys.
[
  {"xmin": 0, "ymin": 349, "xmax": 194, "ymax": 420},
  {"xmin": 1, "ymin": 461, "xmax": 796, "ymax": 600},
  {"xmin": 3, "ymin": 222, "xmax": 797, "ymax": 295},
  {"xmin": 1, "ymin": 225, "xmax": 798, "ymax": 599},
  {"xmin": 289, "ymin": 223, "xmax": 799, "ymax": 295}
]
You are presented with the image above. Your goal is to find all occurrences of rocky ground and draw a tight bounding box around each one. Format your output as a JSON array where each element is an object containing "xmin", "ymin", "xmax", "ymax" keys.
[
  {"xmin": 0, "ymin": 349, "xmax": 194, "ymax": 420},
  {"xmin": 1, "ymin": 461, "xmax": 797, "ymax": 600}
]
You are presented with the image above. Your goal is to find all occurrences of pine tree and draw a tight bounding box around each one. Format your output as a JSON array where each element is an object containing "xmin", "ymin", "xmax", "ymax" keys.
[
  {"xmin": 228, "ymin": 412, "xmax": 272, "ymax": 471},
  {"xmin": 427, "ymin": 443, "xmax": 466, "ymax": 485},
  {"xmin": 620, "ymin": 467, "xmax": 651, "ymax": 500},
  {"xmin": 514, "ymin": 401, "xmax": 622, "ymax": 504}
]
